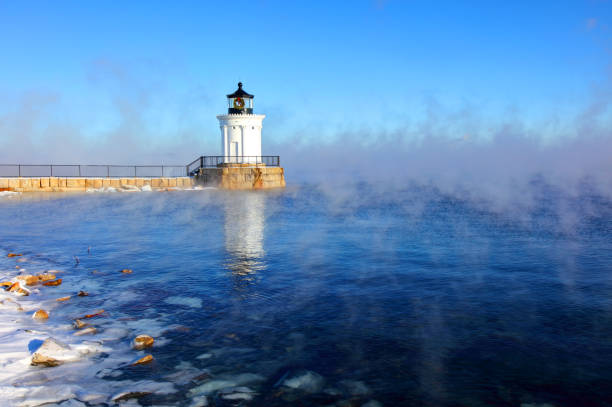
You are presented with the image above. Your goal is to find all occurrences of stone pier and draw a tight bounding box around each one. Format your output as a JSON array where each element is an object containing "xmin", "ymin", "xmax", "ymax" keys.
[
  {"xmin": 0, "ymin": 177, "xmax": 194, "ymax": 192},
  {"xmin": 196, "ymin": 166, "xmax": 285, "ymax": 190}
]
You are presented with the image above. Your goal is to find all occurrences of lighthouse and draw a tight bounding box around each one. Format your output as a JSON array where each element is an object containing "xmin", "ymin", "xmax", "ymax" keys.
[
  {"xmin": 217, "ymin": 82, "xmax": 265, "ymax": 164},
  {"xmin": 192, "ymin": 82, "xmax": 285, "ymax": 189}
]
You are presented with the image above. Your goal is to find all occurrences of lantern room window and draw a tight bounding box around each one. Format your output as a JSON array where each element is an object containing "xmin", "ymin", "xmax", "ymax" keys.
[{"xmin": 226, "ymin": 82, "xmax": 254, "ymax": 114}]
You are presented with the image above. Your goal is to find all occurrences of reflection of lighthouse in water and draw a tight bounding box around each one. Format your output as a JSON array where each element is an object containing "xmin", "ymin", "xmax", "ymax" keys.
[{"xmin": 224, "ymin": 193, "xmax": 267, "ymax": 291}]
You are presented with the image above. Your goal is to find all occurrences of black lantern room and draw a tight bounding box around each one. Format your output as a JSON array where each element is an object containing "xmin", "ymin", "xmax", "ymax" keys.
[{"xmin": 227, "ymin": 82, "xmax": 254, "ymax": 114}]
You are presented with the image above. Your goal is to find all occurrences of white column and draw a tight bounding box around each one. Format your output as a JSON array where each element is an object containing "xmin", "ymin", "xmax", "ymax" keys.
[
  {"xmin": 240, "ymin": 126, "xmax": 245, "ymax": 161},
  {"xmin": 223, "ymin": 126, "xmax": 228, "ymax": 161}
]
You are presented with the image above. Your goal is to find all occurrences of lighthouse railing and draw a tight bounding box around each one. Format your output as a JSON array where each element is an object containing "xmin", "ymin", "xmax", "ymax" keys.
[{"xmin": 187, "ymin": 156, "xmax": 280, "ymax": 174}]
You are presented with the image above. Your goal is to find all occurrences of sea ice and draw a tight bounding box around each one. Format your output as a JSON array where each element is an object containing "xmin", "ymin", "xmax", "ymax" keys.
[
  {"xmin": 165, "ymin": 296, "xmax": 202, "ymax": 308},
  {"xmin": 282, "ymin": 370, "xmax": 325, "ymax": 393}
]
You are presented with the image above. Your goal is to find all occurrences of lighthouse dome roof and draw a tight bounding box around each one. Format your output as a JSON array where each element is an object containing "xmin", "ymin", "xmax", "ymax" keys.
[{"xmin": 226, "ymin": 82, "xmax": 253, "ymax": 99}]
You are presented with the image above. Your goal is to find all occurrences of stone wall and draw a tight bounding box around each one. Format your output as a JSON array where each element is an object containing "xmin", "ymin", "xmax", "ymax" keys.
[
  {"xmin": 196, "ymin": 167, "xmax": 285, "ymax": 190},
  {"xmin": 0, "ymin": 177, "xmax": 194, "ymax": 192}
]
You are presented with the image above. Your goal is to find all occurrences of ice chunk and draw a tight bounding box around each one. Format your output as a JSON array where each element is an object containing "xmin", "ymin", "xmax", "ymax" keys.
[
  {"xmin": 282, "ymin": 370, "xmax": 325, "ymax": 393},
  {"xmin": 165, "ymin": 296, "xmax": 202, "ymax": 308}
]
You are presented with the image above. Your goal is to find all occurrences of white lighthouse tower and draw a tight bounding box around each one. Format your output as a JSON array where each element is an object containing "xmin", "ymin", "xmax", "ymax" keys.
[{"xmin": 217, "ymin": 82, "xmax": 265, "ymax": 164}]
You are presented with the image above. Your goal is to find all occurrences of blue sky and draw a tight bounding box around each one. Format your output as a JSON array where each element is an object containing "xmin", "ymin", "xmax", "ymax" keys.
[{"xmin": 0, "ymin": 0, "xmax": 611, "ymax": 149}]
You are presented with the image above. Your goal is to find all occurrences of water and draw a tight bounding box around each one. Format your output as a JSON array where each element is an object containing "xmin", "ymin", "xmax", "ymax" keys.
[{"xmin": 0, "ymin": 184, "xmax": 611, "ymax": 406}]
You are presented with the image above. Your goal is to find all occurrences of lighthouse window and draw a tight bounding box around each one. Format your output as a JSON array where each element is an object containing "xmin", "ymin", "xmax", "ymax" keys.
[
  {"xmin": 232, "ymin": 126, "xmax": 235, "ymax": 129},
  {"xmin": 252, "ymin": 126, "xmax": 254, "ymax": 129}
]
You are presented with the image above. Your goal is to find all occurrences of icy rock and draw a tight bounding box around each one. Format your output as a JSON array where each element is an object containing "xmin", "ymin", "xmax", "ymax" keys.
[
  {"xmin": 42, "ymin": 278, "xmax": 62, "ymax": 286},
  {"xmin": 0, "ymin": 298, "xmax": 23, "ymax": 311},
  {"xmin": 230, "ymin": 373, "xmax": 265, "ymax": 386},
  {"xmin": 16, "ymin": 274, "xmax": 39, "ymax": 285},
  {"xmin": 31, "ymin": 338, "xmax": 82, "ymax": 367},
  {"xmin": 32, "ymin": 309, "xmax": 49, "ymax": 320},
  {"xmin": 11, "ymin": 372, "xmax": 49, "ymax": 386},
  {"xmin": 37, "ymin": 272, "xmax": 56, "ymax": 282},
  {"xmin": 132, "ymin": 354, "xmax": 154, "ymax": 365},
  {"xmin": 188, "ymin": 395, "xmax": 209, "ymax": 407},
  {"xmin": 189, "ymin": 380, "xmax": 237, "ymax": 396},
  {"xmin": 362, "ymin": 401, "xmax": 383, "ymax": 407},
  {"xmin": 338, "ymin": 379, "xmax": 371, "ymax": 396},
  {"xmin": 112, "ymin": 391, "xmax": 152, "ymax": 402},
  {"xmin": 73, "ymin": 319, "xmax": 89, "ymax": 329},
  {"xmin": 282, "ymin": 370, "xmax": 325, "ymax": 393},
  {"xmin": 4, "ymin": 384, "xmax": 79, "ymax": 406},
  {"xmin": 73, "ymin": 327, "xmax": 97, "ymax": 336},
  {"xmin": 57, "ymin": 400, "xmax": 87, "ymax": 407},
  {"xmin": 133, "ymin": 334, "xmax": 154, "ymax": 350},
  {"xmin": 219, "ymin": 386, "xmax": 257, "ymax": 401}
]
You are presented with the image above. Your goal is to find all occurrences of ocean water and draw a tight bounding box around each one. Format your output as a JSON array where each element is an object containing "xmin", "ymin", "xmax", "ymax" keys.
[{"xmin": 0, "ymin": 184, "xmax": 611, "ymax": 407}]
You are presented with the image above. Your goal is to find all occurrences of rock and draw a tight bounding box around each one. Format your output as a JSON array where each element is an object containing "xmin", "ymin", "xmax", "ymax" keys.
[
  {"xmin": 132, "ymin": 354, "xmax": 154, "ymax": 365},
  {"xmin": 133, "ymin": 334, "xmax": 155, "ymax": 350},
  {"xmin": 33, "ymin": 309, "xmax": 49, "ymax": 320},
  {"xmin": 77, "ymin": 290, "xmax": 89, "ymax": 296},
  {"xmin": 31, "ymin": 338, "xmax": 82, "ymax": 367},
  {"xmin": 73, "ymin": 319, "xmax": 89, "ymax": 329},
  {"xmin": 7, "ymin": 282, "xmax": 20, "ymax": 292},
  {"xmin": 112, "ymin": 391, "xmax": 152, "ymax": 402},
  {"xmin": 282, "ymin": 370, "xmax": 325, "ymax": 393},
  {"xmin": 120, "ymin": 269, "xmax": 133, "ymax": 274},
  {"xmin": 74, "ymin": 327, "xmax": 97, "ymax": 336},
  {"xmin": 7, "ymin": 282, "xmax": 29, "ymax": 296},
  {"xmin": 57, "ymin": 296, "xmax": 71, "ymax": 302},
  {"xmin": 43, "ymin": 278, "xmax": 62, "ymax": 286},
  {"xmin": 38, "ymin": 272, "xmax": 57, "ymax": 282},
  {"xmin": 17, "ymin": 274, "xmax": 39, "ymax": 285},
  {"xmin": 81, "ymin": 309, "xmax": 105, "ymax": 319},
  {"xmin": 0, "ymin": 281, "xmax": 13, "ymax": 287},
  {"xmin": 7, "ymin": 253, "xmax": 22, "ymax": 257}
]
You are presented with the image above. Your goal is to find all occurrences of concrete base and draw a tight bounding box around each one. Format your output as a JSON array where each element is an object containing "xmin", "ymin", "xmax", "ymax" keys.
[
  {"xmin": 196, "ymin": 166, "xmax": 285, "ymax": 190},
  {"xmin": 0, "ymin": 177, "xmax": 194, "ymax": 192}
]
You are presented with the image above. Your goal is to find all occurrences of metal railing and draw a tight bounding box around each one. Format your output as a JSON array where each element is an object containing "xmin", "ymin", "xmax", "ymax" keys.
[
  {"xmin": 0, "ymin": 164, "xmax": 188, "ymax": 178},
  {"xmin": 187, "ymin": 156, "xmax": 280, "ymax": 175}
]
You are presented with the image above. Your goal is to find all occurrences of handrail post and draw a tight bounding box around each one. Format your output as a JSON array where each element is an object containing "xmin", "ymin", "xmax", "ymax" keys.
[
  {"xmin": 107, "ymin": 166, "xmax": 109, "ymax": 178},
  {"xmin": 134, "ymin": 166, "xmax": 137, "ymax": 177},
  {"xmin": 78, "ymin": 165, "xmax": 81, "ymax": 177},
  {"xmin": 161, "ymin": 166, "xmax": 164, "ymax": 177},
  {"xmin": 200, "ymin": 156, "xmax": 203, "ymax": 169},
  {"xmin": 50, "ymin": 165, "xmax": 52, "ymax": 177},
  {"xmin": 18, "ymin": 164, "xmax": 21, "ymax": 177}
]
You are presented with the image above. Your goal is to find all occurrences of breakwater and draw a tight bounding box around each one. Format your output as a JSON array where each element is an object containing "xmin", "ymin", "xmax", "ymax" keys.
[{"xmin": 0, "ymin": 177, "xmax": 194, "ymax": 192}]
